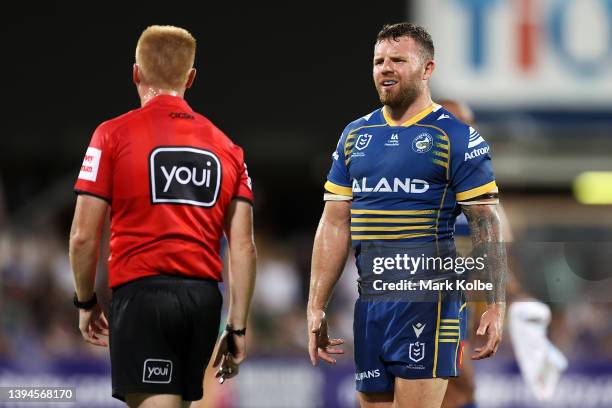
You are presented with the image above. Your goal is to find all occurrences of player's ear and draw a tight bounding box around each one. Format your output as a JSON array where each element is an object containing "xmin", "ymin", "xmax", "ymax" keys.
[
  {"xmin": 422, "ymin": 59, "xmax": 435, "ymax": 80},
  {"xmin": 185, "ymin": 68, "xmax": 196, "ymax": 89},
  {"xmin": 133, "ymin": 64, "xmax": 141, "ymax": 85}
]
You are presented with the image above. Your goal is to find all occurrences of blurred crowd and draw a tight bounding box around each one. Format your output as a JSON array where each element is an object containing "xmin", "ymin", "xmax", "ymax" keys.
[{"xmin": 0, "ymin": 227, "xmax": 102, "ymax": 364}]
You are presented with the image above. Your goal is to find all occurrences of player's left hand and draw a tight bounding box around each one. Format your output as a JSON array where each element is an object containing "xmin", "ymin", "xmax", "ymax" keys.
[
  {"xmin": 307, "ymin": 309, "xmax": 345, "ymax": 366},
  {"xmin": 472, "ymin": 302, "xmax": 505, "ymax": 360},
  {"xmin": 78, "ymin": 303, "xmax": 109, "ymax": 347}
]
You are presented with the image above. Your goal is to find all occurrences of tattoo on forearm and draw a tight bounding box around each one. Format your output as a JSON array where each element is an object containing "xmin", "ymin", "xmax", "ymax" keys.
[{"xmin": 463, "ymin": 205, "xmax": 507, "ymax": 303}]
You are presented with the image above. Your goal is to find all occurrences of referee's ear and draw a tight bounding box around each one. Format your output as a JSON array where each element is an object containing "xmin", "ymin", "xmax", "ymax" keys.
[
  {"xmin": 133, "ymin": 64, "xmax": 141, "ymax": 86},
  {"xmin": 185, "ymin": 68, "xmax": 196, "ymax": 89}
]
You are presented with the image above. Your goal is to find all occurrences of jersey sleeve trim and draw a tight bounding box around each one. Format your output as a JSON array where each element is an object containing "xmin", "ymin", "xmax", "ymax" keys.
[
  {"xmin": 455, "ymin": 181, "xmax": 498, "ymax": 201},
  {"xmin": 458, "ymin": 198, "xmax": 499, "ymax": 205},
  {"xmin": 323, "ymin": 193, "xmax": 352, "ymax": 201},
  {"xmin": 74, "ymin": 189, "xmax": 111, "ymax": 204},
  {"xmin": 232, "ymin": 196, "xmax": 254, "ymax": 206},
  {"xmin": 324, "ymin": 181, "xmax": 353, "ymax": 197}
]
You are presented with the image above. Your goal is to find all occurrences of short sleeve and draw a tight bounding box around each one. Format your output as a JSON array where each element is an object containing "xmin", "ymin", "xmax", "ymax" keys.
[
  {"xmin": 450, "ymin": 126, "xmax": 498, "ymax": 203},
  {"xmin": 233, "ymin": 147, "xmax": 254, "ymax": 204},
  {"xmin": 74, "ymin": 124, "xmax": 113, "ymax": 202},
  {"xmin": 324, "ymin": 126, "xmax": 352, "ymax": 200}
]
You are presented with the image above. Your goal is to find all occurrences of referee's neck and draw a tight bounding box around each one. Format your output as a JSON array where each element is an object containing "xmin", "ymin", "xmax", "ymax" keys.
[{"xmin": 139, "ymin": 86, "xmax": 185, "ymax": 107}]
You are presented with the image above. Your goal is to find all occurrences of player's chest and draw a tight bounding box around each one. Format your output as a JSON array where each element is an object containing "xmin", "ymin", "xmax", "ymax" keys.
[{"xmin": 345, "ymin": 127, "xmax": 449, "ymax": 180}]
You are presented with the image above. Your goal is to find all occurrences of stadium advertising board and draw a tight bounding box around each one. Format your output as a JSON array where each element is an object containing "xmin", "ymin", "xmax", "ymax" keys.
[{"xmin": 412, "ymin": 0, "xmax": 612, "ymax": 108}]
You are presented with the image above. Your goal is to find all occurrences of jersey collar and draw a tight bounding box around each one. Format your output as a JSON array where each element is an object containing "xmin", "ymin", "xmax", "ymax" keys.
[
  {"xmin": 145, "ymin": 94, "xmax": 192, "ymax": 110},
  {"xmin": 382, "ymin": 103, "xmax": 439, "ymax": 127}
]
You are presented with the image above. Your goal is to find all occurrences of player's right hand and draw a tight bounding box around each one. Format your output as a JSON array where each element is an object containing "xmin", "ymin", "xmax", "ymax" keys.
[{"xmin": 307, "ymin": 309, "xmax": 345, "ymax": 366}]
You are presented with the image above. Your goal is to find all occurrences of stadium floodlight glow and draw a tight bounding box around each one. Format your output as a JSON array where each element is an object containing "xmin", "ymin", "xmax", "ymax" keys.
[{"xmin": 573, "ymin": 171, "xmax": 612, "ymax": 205}]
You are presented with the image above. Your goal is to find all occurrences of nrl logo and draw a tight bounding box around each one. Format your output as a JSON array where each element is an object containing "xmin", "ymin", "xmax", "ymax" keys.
[
  {"xmin": 409, "ymin": 342, "xmax": 426, "ymax": 363},
  {"xmin": 355, "ymin": 134, "xmax": 373, "ymax": 151}
]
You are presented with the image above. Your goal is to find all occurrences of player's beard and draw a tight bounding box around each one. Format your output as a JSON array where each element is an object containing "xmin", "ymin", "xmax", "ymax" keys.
[{"xmin": 377, "ymin": 77, "xmax": 422, "ymax": 110}]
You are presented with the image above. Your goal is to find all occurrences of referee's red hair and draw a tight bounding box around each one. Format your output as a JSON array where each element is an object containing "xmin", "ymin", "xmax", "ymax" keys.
[{"xmin": 135, "ymin": 25, "xmax": 196, "ymax": 90}]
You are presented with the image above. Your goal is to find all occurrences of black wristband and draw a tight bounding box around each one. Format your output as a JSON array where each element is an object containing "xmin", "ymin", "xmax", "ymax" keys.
[
  {"xmin": 226, "ymin": 324, "xmax": 246, "ymax": 336},
  {"xmin": 73, "ymin": 292, "xmax": 97, "ymax": 310}
]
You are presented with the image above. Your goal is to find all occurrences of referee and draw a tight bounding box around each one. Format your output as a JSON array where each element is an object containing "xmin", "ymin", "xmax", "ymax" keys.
[{"xmin": 69, "ymin": 26, "xmax": 256, "ymax": 407}]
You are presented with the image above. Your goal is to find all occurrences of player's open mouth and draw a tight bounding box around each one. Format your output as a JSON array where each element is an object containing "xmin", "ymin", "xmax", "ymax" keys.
[{"xmin": 381, "ymin": 80, "xmax": 398, "ymax": 89}]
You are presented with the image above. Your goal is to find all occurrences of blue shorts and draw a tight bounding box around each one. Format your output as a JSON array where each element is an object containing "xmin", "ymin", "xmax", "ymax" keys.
[{"xmin": 353, "ymin": 290, "xmax": 466, "ymax": 393}]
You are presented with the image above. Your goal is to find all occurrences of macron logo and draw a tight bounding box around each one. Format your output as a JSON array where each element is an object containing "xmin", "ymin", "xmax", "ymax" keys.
[
  {"xmin": 413, "ymin": 322, "xmax": 426, "ymax": 338},
  {"xmin": 437, "ymin": 114, "xmax": 450, "ymax": 120}
]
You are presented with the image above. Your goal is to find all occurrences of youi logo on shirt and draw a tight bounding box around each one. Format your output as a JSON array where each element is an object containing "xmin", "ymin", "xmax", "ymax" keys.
[{"xmin": 149, "ymin": 147, "xmax": 221, "ymax": 207}]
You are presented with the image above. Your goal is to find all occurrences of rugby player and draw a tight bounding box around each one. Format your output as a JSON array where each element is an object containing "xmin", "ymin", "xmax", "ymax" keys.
[
  {"xmin": 69, "ymin": 25, "xmax": 256, "ymax": 408},
  {"xmin": 307, "ymin": 23, "xmax": 507, "ymax": 408}
]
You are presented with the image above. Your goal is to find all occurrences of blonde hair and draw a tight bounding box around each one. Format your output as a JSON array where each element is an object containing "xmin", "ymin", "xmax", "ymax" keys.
[{"xmin": 135, "ymin": 25, "xmax": 196, "ymax": 90}]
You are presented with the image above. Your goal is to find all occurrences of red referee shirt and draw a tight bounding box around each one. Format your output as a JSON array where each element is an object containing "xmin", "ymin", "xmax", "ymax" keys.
[{"xmin": 74, "ymin": 95, "xmax": 254, "ymax": 287}]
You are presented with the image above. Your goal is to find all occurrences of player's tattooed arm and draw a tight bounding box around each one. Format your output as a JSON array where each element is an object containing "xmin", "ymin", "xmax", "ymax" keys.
[
  {"xmin": 462, "ymin": 203, "xmax": 507, "ymax": 303},
  {"xmin": 462, "ymin": 203, "xmax": 507, "ymax": 359}
]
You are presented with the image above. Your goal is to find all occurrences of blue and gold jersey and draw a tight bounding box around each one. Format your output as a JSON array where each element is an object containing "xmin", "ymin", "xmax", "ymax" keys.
[{"xmin": 324, "ymin": 103, "xmax": 497, "ymax": 249}]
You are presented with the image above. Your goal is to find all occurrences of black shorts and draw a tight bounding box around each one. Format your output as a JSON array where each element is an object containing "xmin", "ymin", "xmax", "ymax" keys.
[{"xmin": 109, "ymin": 275, "xmax": 222, "ymax": 402}]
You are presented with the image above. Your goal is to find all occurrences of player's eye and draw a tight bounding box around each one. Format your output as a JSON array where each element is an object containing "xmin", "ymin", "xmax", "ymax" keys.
[{"xmin": 374, "ymin": 59, "xmax": 383, "ymax": 65}]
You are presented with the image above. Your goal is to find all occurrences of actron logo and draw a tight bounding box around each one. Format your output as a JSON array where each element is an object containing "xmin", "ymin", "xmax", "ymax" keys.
[
  {"xmin": 352, "ymin": 177, "xmax": 429, "ymax": 194},
  {"xmin": 465, "ymin": 145, "xmax": 490, "ymax": 161}
]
